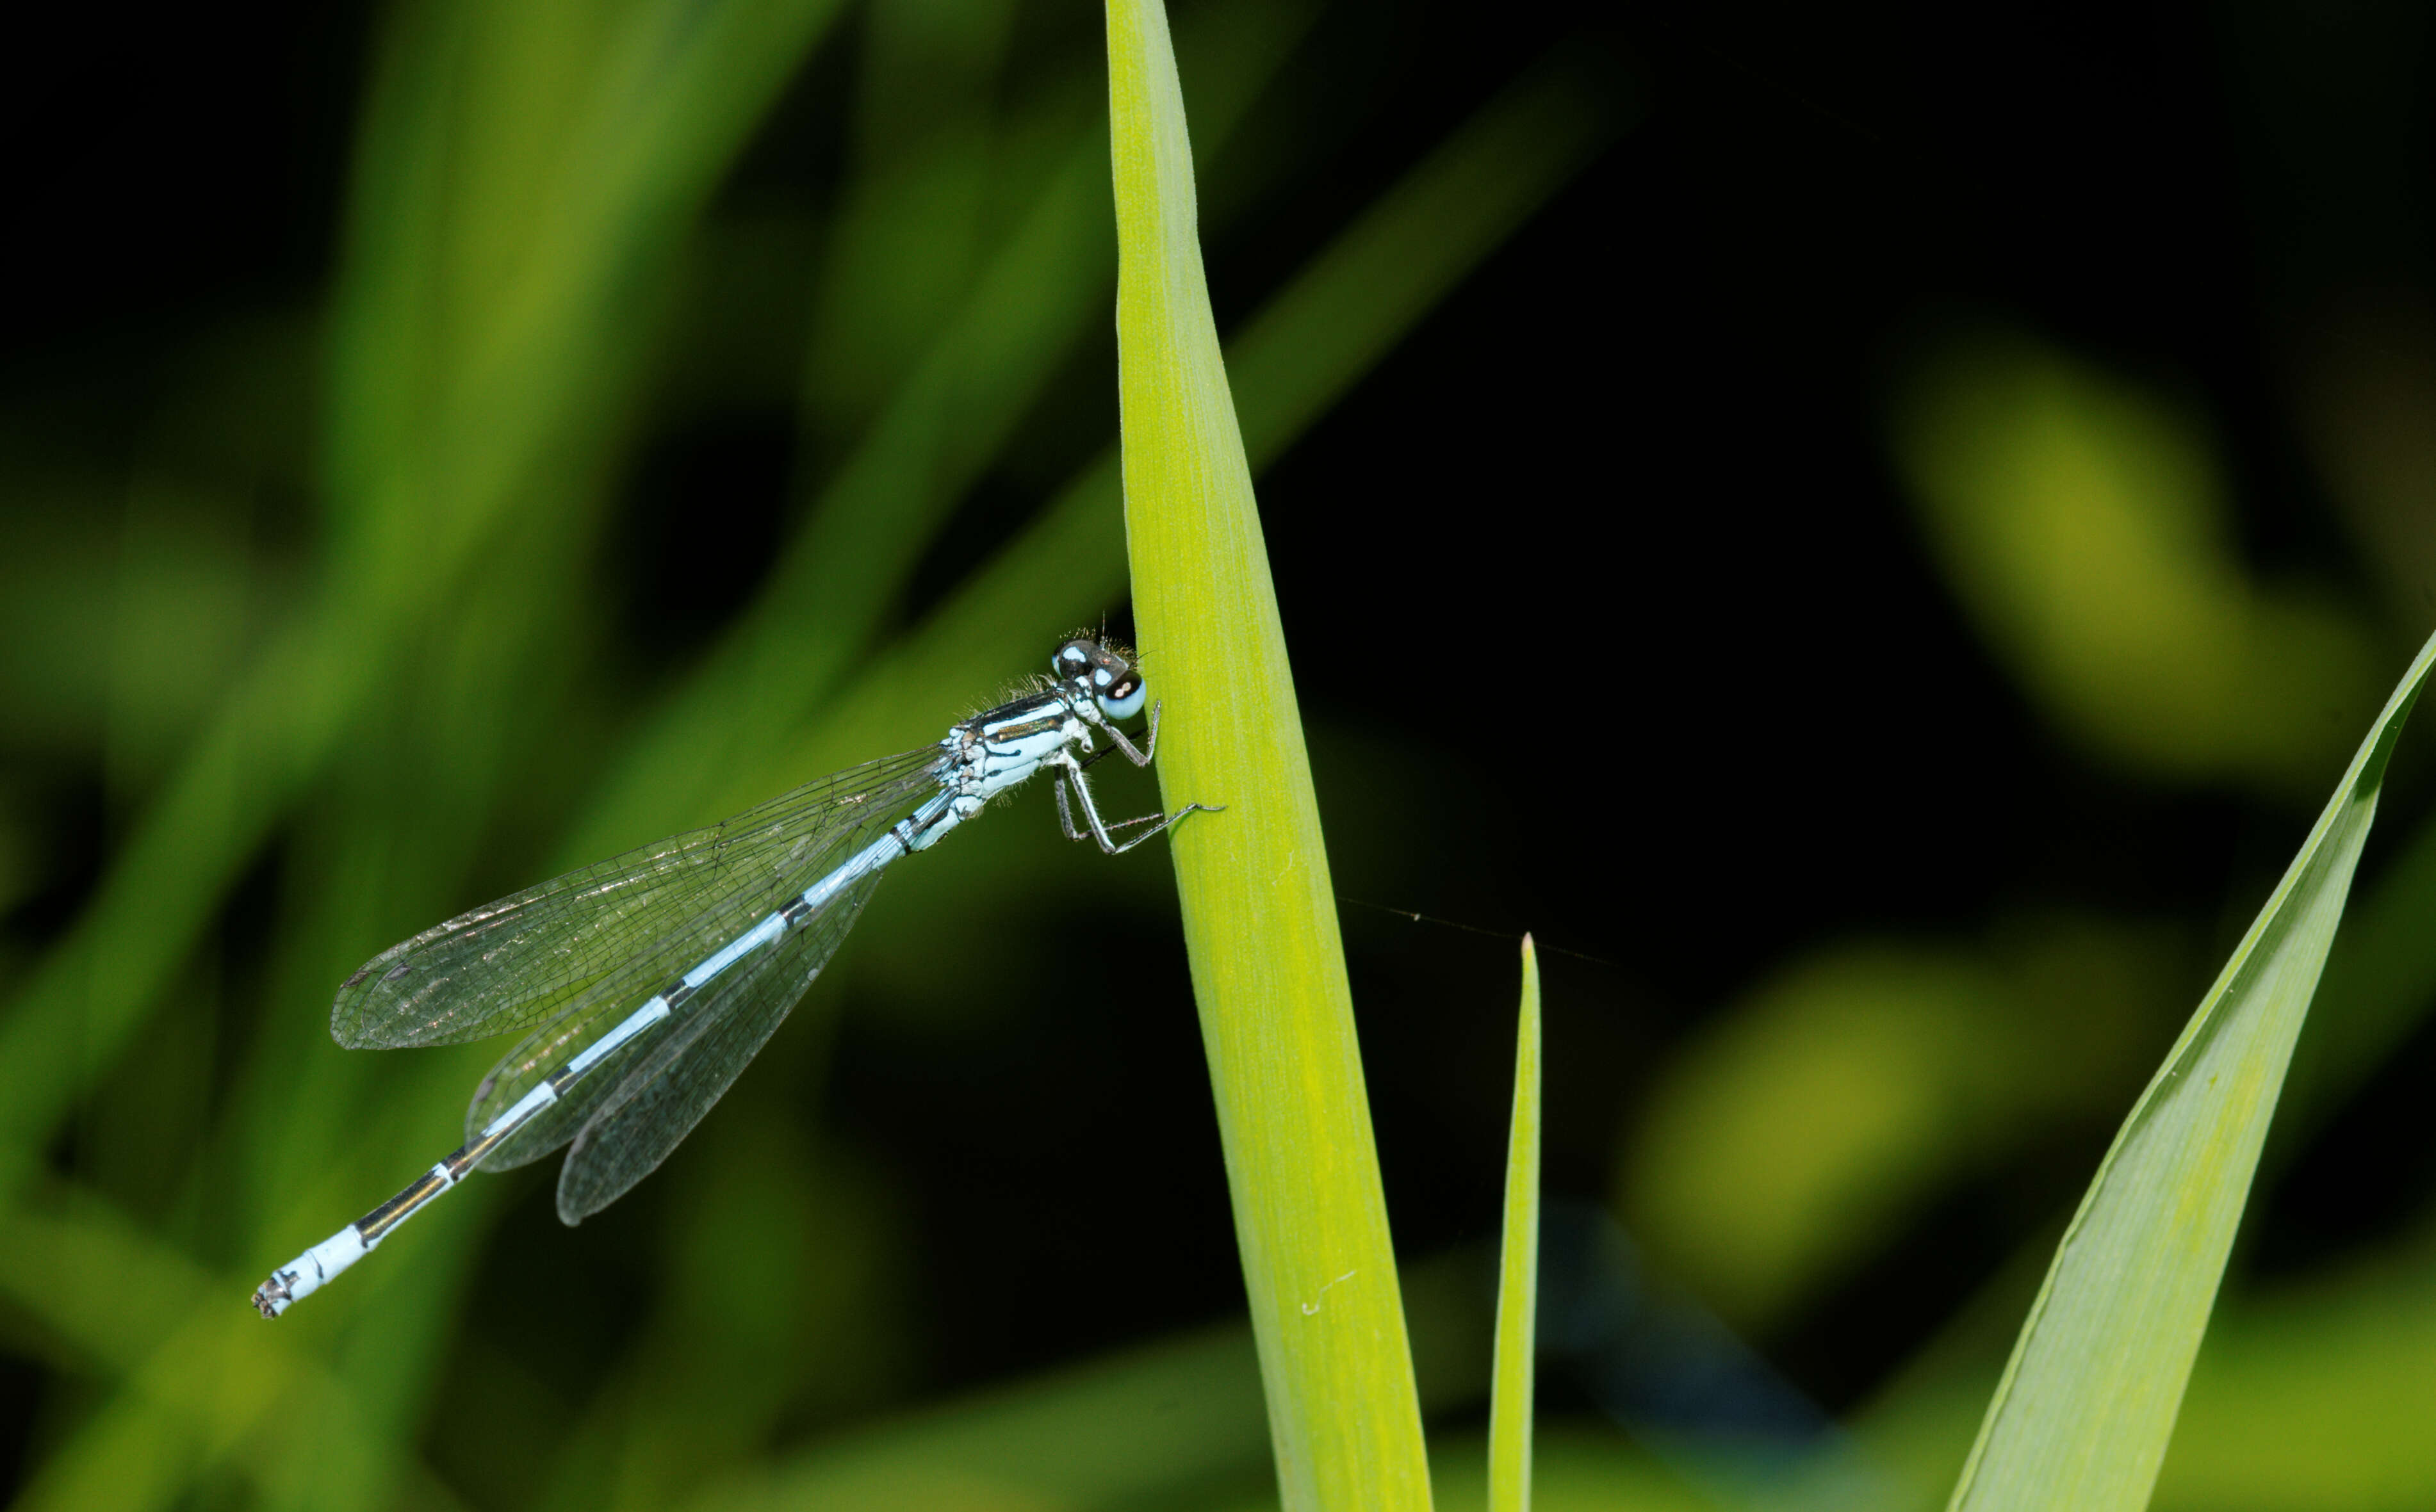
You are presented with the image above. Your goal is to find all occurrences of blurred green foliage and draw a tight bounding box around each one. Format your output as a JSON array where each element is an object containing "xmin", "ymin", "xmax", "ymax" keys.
[
  {"xmin": 1621, "ymin": 919, "xmax": 2178, "ymax": 1335},
  {"xmin": 1892, "ymin": 330, "xmax": 2383, "ymax": 794},
  {"xmin": 6, "ymin": 0, "xmax": 2436, "ymax": 1508}
]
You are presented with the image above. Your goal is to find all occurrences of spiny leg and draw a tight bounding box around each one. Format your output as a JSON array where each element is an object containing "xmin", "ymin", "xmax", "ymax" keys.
[
  {"xmin": 1055, "ymin": 780, "xmax": 1172, "ymax": 842},
  {"xmin": 1055, "ymin": 758, "xmax": 1219, "ymax": 855},
  {"xmin": 1093, "ymin": 699, "xmax": 1164, "ymax": 766}
]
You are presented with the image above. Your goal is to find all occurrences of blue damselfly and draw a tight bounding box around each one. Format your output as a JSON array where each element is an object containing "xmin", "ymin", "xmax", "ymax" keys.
[{"xmin": 254, "ymin": 637, "xmax": 1212, "ymax": 1317}]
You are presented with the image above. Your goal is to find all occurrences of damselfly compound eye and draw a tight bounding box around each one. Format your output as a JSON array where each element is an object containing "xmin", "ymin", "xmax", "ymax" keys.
[
  {"xmin": 1095, "ymin": 674, "xmax": 1147, "ymax": 720},
  {"xmin": 1054, "ymin": 638, "xmax": 1146, "ymax": 719},
  {"xmin": 1052, "ymin": 640, "xmax": 1097, "ymax": 678}
]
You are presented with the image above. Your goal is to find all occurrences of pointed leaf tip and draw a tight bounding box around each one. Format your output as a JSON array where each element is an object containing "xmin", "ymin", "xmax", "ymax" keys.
[{"xmin": 1489, "ymin": 934, "xmax": 1543, "ymax": 1512}]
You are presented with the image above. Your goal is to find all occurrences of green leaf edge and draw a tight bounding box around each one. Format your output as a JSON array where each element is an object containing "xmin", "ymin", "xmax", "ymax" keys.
[
  {"xmin": 1488, "ymin": 936, "xmax": 1543, "ymax": 1512},
  {"xmin": 1104, "ymin": 0, "xmax": 1435, "ymax": 1506},
  {"xmin": 1949, "ymin": 623, "xmax": 2436, "ymax": 1511}
]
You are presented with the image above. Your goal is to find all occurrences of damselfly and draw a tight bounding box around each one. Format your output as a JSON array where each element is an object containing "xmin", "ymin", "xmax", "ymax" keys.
[{"xmin": 253, "ymin": 637, "xmax": 1213, "ymax": 1317}]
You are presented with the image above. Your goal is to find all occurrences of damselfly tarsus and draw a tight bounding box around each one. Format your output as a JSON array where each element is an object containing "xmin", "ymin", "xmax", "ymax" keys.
[{"xmin": 253, "ymin": 637, "xmax": 1214, "ymax": 1317}]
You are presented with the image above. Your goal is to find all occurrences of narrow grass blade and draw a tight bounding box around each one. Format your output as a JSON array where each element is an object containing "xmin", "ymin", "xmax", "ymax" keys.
[
  {"xmin": 1105, "ymin": 0, "xmax": 1433, "ymax": 1505},
  {"xmin": 1948, "ymin": 626, "xmax": 2436, "ymax": 1511},
  {"xmin": 1489, "ymin": 937, "xmax": 1543, "ymax": 1512}
]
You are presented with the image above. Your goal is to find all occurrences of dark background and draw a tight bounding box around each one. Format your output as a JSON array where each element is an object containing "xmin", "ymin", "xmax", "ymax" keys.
[{"xmin": 6, "ymin": 0, "xmax": 2433, "ymax": 1506}]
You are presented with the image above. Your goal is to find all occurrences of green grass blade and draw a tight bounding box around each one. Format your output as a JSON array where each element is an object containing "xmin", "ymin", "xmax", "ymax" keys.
[
  {"xmin": 1948, "ymin": 625, "xmax": 2436, "ymax": 1511},
  {"xmin": 1489, "ymin": 938, "xmax": 1543, "ymax": 1512},
  {"xmin": 1105, "ymin": 0, "xmax": 1433, "ymax": 1504}
]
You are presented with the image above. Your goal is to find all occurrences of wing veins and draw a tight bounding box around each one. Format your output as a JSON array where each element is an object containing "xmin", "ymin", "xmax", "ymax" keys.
[{"xmin": 331, "ymin": 748, "xmax": 940, "ymax": 1049}]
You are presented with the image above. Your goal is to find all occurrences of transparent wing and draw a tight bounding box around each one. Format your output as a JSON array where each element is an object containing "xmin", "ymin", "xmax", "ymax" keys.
[
  {"xmin": 461, "ymin": 776, "xmax": 919, "ymax": 1165},
  {"xmin": 331, "ymin": 747, "xmax": 944, "ymax": 1049},
  {"xmin": 551, "ymin": 867, "xmax": 884, "ymax": 1223}
]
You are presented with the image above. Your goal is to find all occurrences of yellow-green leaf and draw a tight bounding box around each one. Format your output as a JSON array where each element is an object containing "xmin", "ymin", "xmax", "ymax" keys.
[
  {"xmin": 1949, "ymin": 625, "xmax": 2436, "ymax": 1510},
  {"xmin": 1104, "ymin": 0, "xmax": 1432, "ymax": 1504},
  {"xmin": 1489, "ymin": 937, "xmax": 1543, "ymax": 1512}
]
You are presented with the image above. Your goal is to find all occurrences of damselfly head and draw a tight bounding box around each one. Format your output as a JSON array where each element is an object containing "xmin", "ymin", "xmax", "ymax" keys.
[{"xmin": 1052, "ymin": 638, "xmax": 1148, "ymax": 720}]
